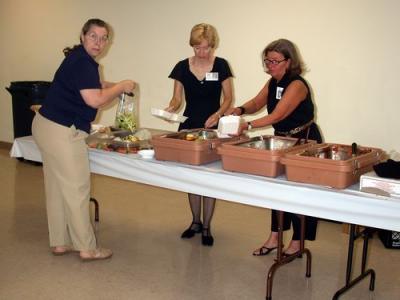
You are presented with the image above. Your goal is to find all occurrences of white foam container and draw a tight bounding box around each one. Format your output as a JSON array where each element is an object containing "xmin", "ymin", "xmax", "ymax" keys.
[{"xmin": 218, "ymin": 115, "xmax": 241, "ymax": 135}]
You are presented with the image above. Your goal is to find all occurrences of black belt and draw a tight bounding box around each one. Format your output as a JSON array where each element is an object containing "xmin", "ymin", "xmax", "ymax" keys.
[{"xmin": 275, "ymin": 120, "xmax": 314, "ymax": 136}]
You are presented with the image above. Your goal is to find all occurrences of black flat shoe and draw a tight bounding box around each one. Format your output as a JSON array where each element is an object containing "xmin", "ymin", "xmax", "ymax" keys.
[
  {"xmin": 201, "ymin": 228, "xmax": 214, "ymax": 246},
  {"xmin": 252, "ymin": 246, "xmax": 278, "ymax": 256},
  {"xmin": 181, "ymin": 222, "xmax": 202, "ymax": 239}
]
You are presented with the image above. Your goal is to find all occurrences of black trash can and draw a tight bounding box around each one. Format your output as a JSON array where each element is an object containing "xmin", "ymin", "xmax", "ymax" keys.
[
  {"xmin": 378, "ymin": 229, "xmax": 400, "ymax": 249},
  {"xmin": 6, "ymin": 81, "xmax": 51, "ymax": 138}
]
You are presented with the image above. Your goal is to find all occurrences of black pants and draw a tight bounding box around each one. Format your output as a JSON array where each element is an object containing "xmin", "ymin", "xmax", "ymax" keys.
[
  {"xmin": 272, "ymin": 122, "xmax": 322, "ymax": 241},
  {"xmin": 270, "ymin": 211, "xmax": 318, "ymax": 240}
]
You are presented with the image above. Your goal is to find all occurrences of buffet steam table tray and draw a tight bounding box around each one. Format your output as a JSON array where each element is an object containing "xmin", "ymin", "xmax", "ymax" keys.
[
  {"xmin": 218, "ymin": 135, "xmax": 315, "ymax": 177},
  {"xmin": 152, "ymin": 129, "xmax": 240, "ymax": 165},
  {"xmin": 281, "ymin": 143, "xmax": 382, "ymax": 189}
]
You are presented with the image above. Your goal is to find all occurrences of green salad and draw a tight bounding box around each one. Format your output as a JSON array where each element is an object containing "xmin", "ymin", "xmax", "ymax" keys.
[{"xmin": 115, "ymin": 113, "xmax": 136, "ymax": 132}]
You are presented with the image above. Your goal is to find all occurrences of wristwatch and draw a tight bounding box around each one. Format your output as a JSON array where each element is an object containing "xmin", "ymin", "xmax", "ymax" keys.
[{"xmin": 247, "ymin": 122, "xmax": 252, "ymax": 131}]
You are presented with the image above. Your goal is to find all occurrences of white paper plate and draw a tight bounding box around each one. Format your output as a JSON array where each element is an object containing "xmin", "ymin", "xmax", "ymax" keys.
[{"xmin": 151, "ymin": 108, "xmax": 187, "ymax": 123}]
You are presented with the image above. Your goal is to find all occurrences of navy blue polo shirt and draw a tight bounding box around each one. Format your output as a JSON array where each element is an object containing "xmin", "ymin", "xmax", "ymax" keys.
[{"xmin": 40, "ymin": 45, "xmax": 101, "ymax": 133}]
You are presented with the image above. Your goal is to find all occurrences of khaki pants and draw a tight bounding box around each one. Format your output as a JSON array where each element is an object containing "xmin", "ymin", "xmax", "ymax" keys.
[{"xmin": 32, "ymin": 113, "xmax": 96, "ymax": 251}]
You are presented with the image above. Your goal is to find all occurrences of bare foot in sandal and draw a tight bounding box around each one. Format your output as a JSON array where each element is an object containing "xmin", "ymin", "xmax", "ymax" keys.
[
  {"xmin": 252, "ymin": 232, "xmax": 280, "ymax": 256},
  {"xmin": 51, "ymin": 246, "xmax": 75, "ymax": 256},
  {"xmin": 253, "ymin": 246, "xmax": 278, "ymax": 256},
  {"xmin": 283, "ymin": 240, "xmax": 301, "ymax": 256},
  {"xmin": 80, "ymin": 248, "xmax": 113, "ymax": 261}
]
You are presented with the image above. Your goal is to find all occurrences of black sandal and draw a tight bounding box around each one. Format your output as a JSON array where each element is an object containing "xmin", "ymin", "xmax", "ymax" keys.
[{"xmin": 252, "ymin": 246, "xmax": 278, "ymax": 256}]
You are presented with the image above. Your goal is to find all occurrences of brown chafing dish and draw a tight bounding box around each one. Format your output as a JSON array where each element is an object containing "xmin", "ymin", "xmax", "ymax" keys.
[
  {"xmin": 151, "ymin": 129, "xmax": 239, "ymax": 165},
  {"xmin": 217, "ymin": 135, "xmax": 315, "ymax": 177},
  {"xmin": 281, "ymin": 143, "xmax": 382, "ymax": 188}
]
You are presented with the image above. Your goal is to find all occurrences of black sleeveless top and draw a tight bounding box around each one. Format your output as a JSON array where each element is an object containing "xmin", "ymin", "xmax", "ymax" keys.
[
  {"xmin": 267, "ymin": 73, "xmax": 314, "ymax": 133},
  {"xmin": 169, "ymin": 57, "xmax": 232, "ymax": 130}
]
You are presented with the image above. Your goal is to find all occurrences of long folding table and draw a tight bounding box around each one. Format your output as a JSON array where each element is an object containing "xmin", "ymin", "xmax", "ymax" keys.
[{"xmin": 10, "ymin": 135, "xmax": 400, "ymax": 299}]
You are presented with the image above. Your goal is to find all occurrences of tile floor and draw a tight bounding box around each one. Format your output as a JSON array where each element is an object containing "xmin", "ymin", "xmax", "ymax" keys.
[{"xmin": 1, "ymin": 147, "xmax": 399, "ymax": 300}]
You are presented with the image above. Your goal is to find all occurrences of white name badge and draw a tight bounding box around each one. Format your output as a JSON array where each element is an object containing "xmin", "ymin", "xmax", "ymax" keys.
[
  {"xmin": 206, "ymin": 72, "xmax": 219, "ymax": 81},
  {"xmin": 276, "ymin": 87, "xmax": 284, "ymax": 99}
]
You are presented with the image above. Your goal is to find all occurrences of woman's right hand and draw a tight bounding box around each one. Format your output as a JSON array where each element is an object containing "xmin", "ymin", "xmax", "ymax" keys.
[
  {"xmin": 225, "ymin": 107, "xmax": 241, "ymax": 116},
  {"xmin": 164, "ymin": 106, "xmax": 175, "ymax": 113},
  {"xmin": 121, "ymin": 80, "xmax": 136, "ymax": 94}
]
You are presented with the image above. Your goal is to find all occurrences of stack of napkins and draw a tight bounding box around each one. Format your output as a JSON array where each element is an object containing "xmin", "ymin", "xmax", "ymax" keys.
[{"xmin": 218, "ymin": 115, "xmax": 241, "ymax": 135}]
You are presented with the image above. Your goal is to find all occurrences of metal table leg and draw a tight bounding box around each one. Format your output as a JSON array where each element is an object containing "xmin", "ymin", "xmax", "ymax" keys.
[
  {"xmin": 332, "ymin": 224, "xmax": 375, "ymax": 300},
  {"xmin": 90, "ymin": 197, "xmax": 100, "ymax": 223},
  {"xmin": 24, "ymin": 160, "xmax": 100, "ymax": 223},
  {"xmin": 266, "ymin": 211, "xmax": 312, "ymax": 300}
]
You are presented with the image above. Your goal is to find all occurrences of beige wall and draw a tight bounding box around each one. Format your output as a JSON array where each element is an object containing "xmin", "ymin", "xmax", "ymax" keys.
[{"xmin": 1, "ymin": 0, "xmax": 399, "ymax": 152}]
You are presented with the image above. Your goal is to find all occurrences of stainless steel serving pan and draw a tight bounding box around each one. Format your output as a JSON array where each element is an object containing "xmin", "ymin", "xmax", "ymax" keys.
[{"xmin": 236, "ymin": 136, "xmax": 298, "ymax": 151}]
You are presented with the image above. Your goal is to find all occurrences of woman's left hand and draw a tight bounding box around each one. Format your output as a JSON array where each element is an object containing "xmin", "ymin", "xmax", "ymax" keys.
[{"xmin": 232, "ymin": 122, "xmax": 247, "ymax": 136}]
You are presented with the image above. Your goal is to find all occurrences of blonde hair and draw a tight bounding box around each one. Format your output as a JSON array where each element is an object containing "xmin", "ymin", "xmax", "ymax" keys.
[{"xmin": 189, "ymin": 23, "xmax": 219, "ymax": 48}]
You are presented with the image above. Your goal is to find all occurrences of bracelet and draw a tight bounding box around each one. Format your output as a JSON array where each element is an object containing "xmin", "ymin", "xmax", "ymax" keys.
[
  {"xmin": 237, "ymin": 106, "xmax": 245, "ymax": 115},
  {"xmin": 215, "ymin": 112, "xmax": 221, "ymax": 118}
]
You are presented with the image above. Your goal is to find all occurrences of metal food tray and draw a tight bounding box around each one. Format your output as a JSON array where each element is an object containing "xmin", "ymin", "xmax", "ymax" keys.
[
  {"xmin": 86, "ymin": 129, "xmax": 152, "ymax": 152},
  {"xmin": 235, "ymin": 136, "xmax": 299, "ymax": 150}
]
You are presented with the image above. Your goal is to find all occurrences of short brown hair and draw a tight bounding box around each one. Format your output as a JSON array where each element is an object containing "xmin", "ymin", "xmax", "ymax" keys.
[
  {"xmin": 64, "ymin": 18, "xmax": 111, "ymax": 57},
  {"xmin": 81, "ymin": 18, "xmax": 110, "ymax": 40},
  {"xmin": 189, "ymin": 23, "xmax": 219, "ymax": 48},
  {"xmin": 263, "ymin": 39, "xmax": 304, "ymax": 76}
]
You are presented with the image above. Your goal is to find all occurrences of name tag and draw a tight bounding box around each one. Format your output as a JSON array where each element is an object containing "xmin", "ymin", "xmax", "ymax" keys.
[
  {"xmin": 276, "ymin": 87, "xmax": 284, "ymax": 99},
  {"xmin": 206, "ymin": 72, "xmax": 219, "ymax": 81}
]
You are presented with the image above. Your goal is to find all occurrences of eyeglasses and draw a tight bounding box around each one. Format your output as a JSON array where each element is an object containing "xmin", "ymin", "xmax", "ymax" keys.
[
  {"xmin": 86, "ymin": 32, "xmax": 109, "ymax": 44},
  {"xmin": 193, "ymin": 46, "xmax": 211, "ymax": 52},
  {"xmin": 264, "ymin": 58, "xmax": 287, "ymax": 65}
]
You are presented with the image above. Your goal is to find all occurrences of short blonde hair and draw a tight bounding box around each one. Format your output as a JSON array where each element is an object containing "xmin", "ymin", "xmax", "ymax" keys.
[{"xmin": 189, "ymin": 23, "xmax": 219, "ymax": 48}]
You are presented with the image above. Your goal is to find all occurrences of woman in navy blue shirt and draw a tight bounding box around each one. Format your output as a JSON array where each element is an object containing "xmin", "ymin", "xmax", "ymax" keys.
[
  {"xmin": 166, "ymin": 23, "xmax": 233, "ymax": 246},
  {"xmin": 32, "ymin": 19, "xmax": 135, "ymax": 261}
]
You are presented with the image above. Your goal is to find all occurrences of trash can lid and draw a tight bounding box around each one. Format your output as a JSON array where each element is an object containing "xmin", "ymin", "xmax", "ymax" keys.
[
  {"xmin": 6, "ymin": 81, "xmax": 52, "ymax": 97},
  {"xmin": 9, "ymin": 81, "xmax": 51, "ymax": 89}
]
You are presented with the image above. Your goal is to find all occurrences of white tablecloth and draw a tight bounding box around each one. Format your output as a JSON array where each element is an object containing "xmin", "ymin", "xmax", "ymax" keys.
[{"xmin": 10, "ymin": 136, "xmax": 400, "ymax": 231}]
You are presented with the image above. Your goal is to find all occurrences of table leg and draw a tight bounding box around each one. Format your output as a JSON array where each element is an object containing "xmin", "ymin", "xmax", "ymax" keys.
[
  {"xmin": 90, "ymin": 197, "xmax": 100, "ymax": 223},
  {"xmin": 332, "ymin": 224, "xmax": 375, "ymax": 300},
  {"xmin": 266, "ymin": 211, "xmax": 312, "ymax": 300}
]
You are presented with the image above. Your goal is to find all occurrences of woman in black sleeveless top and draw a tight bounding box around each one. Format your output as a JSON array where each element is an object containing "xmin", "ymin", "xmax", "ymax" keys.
[
  {"xmin": 226, "ymin": 39, "xmax": 322, "ymax": 257},
  {"xmin": 166, "ymin": 23, "xmax": 233, "ymax": 246}
]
